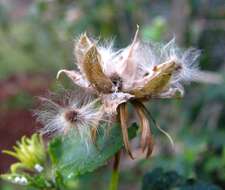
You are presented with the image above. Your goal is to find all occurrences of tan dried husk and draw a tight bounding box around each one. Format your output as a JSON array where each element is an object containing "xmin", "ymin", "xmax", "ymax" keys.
[
  {"xmin": 75, "ymin": 33, "xmax": 93, "ymax": 69},
  {"xmin": 132, "ymin": 101, "xmax": 154, "ymax": 158},
  {"xmin": 131, "ymin": 60, "xmax": 180, "ymax": 98},
  {"xmin": 118, "ymin": 103, "xmax": 134, "ymax": 159},
  {"xmin": 83, "ymin": 45, "xmax": 113, "ymax": 93}
]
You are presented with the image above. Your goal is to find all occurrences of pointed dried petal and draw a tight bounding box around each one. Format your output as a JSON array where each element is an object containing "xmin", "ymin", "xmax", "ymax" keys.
[
  {"xmin": 83, "ymin": 45, "xmax": 113, "ymax": 93},
  {"xmin": 118, "ymin": 103, "xmax": 134, "ymax": 159},
  {"xmin": 74, "ymin": 33, "xmax": 93, "ymax": 70},
  {"xmin": 132, "ymin": 101, "xmax": 154, "ymax": 158},
  {"xmin": 117, "ymin": 25, "xmax": 140, "ymax": 81},
  {"xmin": 131, "ymin": 60, "xmax": 180, "ymax": 98},
  {"xmin": 101, "ymin": 92, "xmax": 134, "ymax": 114},
  {"xmin": 126, "ymin": 25, "xmax": 139, "ymax": 59},
  {"xmin": 57, "ymin": 69, "xmax": 94, "ymax": 91}
]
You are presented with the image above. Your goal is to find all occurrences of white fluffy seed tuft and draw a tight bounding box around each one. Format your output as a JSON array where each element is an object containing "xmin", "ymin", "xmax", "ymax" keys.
[{"xmin": 35, "ymin": 90, "xmax": 105, "ymax": 145}]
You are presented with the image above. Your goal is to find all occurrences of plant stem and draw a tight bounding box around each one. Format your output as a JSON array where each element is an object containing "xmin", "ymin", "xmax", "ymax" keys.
[{"xmin": 109, "ymin": 151, "xmax": 121, "ymax": 190}]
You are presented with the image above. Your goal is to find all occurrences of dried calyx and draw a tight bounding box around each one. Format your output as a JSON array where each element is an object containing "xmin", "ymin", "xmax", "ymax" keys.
[{"xmin": 42, "ymin": 25, "xmax": 211, "ymax": 158}]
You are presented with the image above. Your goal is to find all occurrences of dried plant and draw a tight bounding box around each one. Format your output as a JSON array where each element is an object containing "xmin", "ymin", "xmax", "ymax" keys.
[
  {"xmin": 55, "ymin": 26, "xmax": 204, "ymax": 159},
  {"xmin": 2, "ymin": 26, "xmax": 222, "ymax": 190}
]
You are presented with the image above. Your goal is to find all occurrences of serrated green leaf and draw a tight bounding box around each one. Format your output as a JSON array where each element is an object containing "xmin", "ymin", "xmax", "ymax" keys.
[{"xmin": 48, "ymin": 123, "xmax": 138, "ymax": 180}]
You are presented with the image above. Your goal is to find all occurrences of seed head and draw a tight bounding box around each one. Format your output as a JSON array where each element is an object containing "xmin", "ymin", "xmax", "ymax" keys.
[
  {"xmin": 54, "ymin": 26, "xmax": 216, "ymax": 157},
  {"xmin": 35, "ymin": 90, "xmax": 105, "ymax": 145}
]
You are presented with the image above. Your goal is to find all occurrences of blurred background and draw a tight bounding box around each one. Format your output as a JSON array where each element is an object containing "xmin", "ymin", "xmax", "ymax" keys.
[{"xmin": 0, "ymin": 0, "xmax": 224, "ymax": 189}]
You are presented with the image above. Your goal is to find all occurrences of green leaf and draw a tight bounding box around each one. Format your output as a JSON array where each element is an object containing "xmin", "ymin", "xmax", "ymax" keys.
[
  {"xmin": 48, "ymin": 123, "xmax": 138, "ymax": 180},
  {"xmin": 28, "ymin": 174, "xmax": 53, "ymax": 189}
]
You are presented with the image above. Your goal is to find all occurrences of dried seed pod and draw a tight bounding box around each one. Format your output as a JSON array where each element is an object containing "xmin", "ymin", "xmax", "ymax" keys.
[
  {"xmin": 132, "ymin": 101, "xmax": 154, "ymax": 158},
  {"xmin": 132, "ymin": 60, "xmax": 181, "ymax": 98},
  {"xmin": 83, "ymin": 45, "xmax": 113, "ymax": 93},
  {"xmin": 118, "ymin": 103, "xmax": 134, "ymax": 159}
]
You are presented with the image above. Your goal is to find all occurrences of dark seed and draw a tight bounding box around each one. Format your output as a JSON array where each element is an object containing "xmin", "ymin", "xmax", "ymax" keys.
[{"xmin": 65, "ymin": 110, "xmax": 78, "ymax": 123}]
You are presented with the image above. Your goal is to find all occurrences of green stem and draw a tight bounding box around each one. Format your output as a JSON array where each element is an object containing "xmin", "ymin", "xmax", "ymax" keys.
[{"xmin": 109, "ymin": 151, "xmax": 120, "ymax": 190}]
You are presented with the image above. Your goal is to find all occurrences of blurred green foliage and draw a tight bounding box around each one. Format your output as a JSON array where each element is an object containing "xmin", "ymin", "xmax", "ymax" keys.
[
  {"xmin": 48, "ymin": 123, "xmax": 137, "ymax": 179},
  {"xmin": 142, "ymin": 168, "xmax": 221, "ymax": 190}
]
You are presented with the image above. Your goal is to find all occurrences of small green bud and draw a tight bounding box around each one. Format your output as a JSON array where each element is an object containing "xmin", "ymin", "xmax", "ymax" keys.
[{"xmin": 3, "ymin": 134, "xmax": 46, "ymax": 173}]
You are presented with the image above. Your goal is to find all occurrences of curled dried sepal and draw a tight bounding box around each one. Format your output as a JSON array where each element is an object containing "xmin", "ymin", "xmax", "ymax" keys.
[
  {"xmin": 118, "ymin": 103, "xmax": 134, "ymax": 159},
  {"xmin": 131, "ymin": 60, "xmax": 181, "ymax": 98},
  {"xmin": 132, "ymin": 101, "xmax": 154, "ymax": 158},
  {"xmin": 57, "ymin": 69, "xmax": 94, "ymax": 91},
  {"xmin": 83, "ymin": 45, "xmax": 113, "ymax": 93}
]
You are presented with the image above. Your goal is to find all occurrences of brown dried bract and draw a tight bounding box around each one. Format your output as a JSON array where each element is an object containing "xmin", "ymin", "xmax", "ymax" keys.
[
  {"xmin": 118, "ymin": 103, "xmax": 134, "ymax": 159},
  {"xmin": 83, "ymin": 46, "xmax": 113, "ymax": 93},
  {"xmin": 75, "ymin": 33, "xmax": 93, "ymax": 67},
  {"xmin": 132, "ymin": 101, "xmax": 154, "ymax": 158},
  {"xmin": 131, "ymin": 60, "xmax": 180, "ymax": 98}
]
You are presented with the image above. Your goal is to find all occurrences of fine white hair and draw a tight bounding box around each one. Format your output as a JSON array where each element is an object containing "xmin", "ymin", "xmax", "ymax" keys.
[{"xmin": 35, "ymin": 90, "xmax": 105, "ymax": 145}]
